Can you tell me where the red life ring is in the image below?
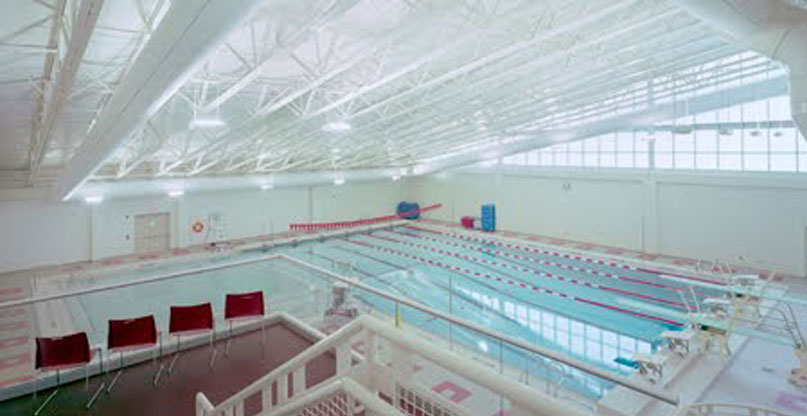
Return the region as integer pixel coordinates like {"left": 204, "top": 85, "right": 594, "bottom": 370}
{"left": 191, "top": 221, "right": 204, "bottom": 233}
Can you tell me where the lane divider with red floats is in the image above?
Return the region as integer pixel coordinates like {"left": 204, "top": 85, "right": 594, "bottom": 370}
{"left": 288, "top": 204, "right": 442, "bottom": 231}
{"left": 364, "top": 232, "right": 689, "bottom": 310}
{"left": 404, "top": 225, "right": 725, "bottom": 286}
{"left": 386, "top": 229, "right": 709, "bottom": 298}
{"left": 341, "top": 237, "right": 683, "bottom": 327}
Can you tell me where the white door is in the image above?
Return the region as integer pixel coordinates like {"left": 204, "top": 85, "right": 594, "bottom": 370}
{"left": 134, "top": 213, "right": 170, "bottom": 254}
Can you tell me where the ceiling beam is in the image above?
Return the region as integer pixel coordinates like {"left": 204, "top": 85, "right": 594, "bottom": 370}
{"left": 54, "top": 0, "right": 265, "bottom": 200}
{"left": 29, "top": 0, "right": 105, "bottom": 182}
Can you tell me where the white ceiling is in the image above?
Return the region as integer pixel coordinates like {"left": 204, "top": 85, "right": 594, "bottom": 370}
{"left": 0, "top": 0, "right": 760, "bottom": 197}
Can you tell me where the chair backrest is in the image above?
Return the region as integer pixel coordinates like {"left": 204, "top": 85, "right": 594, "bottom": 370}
{"left": 108, "top": 315, "right": 158, "bottom": 350}
{"left": 169, "top": 302, "right": 214, "bottom": 334}
{"left": 35, "top": 332, "right": 91, "bottom": 370}
{"left": 224, "top": 291, "right": 265, "bottom": 320}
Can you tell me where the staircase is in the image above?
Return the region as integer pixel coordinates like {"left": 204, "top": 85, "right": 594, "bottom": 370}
{"left": 196, "top": 315, "right": 586, "bottom": 416}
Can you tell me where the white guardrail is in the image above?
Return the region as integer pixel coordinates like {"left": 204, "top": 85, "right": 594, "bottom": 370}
{"left": 675, "top": 403, "right": 798, "bottom": 416}
{"left": 196, "top": 315, "right": 586, "bottom": 416}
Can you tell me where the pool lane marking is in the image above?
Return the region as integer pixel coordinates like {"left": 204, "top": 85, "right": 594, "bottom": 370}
{"left": 330, "top": 242, "right": 588, "bottom": 326}
{"left": 387, "top": 229, "right": 711, "bottom": 299}
{"left": 367, "top": 232, "right": 689, "bottom": 310}
{"left": 404, "top": 225, "right": 725, "bottom": 286}
{"left": 344, "top": 237, "right": 683, "bottom": 327}
{"left": 389, "top": 229, "right": 686, "bottom": 292}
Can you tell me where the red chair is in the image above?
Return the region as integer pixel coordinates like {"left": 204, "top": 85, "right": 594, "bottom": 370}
{"left": 224, "top": 291, "right": 266, "bottom": 355}
{"left": 33, "top": 332, "right": 104, "bottom": 415}
{"left": 106, "top": 315, "right": 162, "bottom": 390}
{"left": 167, "top": 302, "right": 216, "bottom": 374}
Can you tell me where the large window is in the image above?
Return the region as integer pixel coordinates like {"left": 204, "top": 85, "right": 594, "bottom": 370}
{"left": 498, "top": 51, "right": 804, "bottom": 174}
{"left": 501, "top": 95, "right": 805, "bottom": 173}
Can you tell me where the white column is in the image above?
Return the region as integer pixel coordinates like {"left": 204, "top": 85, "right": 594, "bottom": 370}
{"left": 642, "top": 176, "right": 660, "bottom": 253}
{"left": 89, "top": 203, "right": 101, "bottom": 261}
{"left": 173, "top": 196, "right": 188, "bottom": 249}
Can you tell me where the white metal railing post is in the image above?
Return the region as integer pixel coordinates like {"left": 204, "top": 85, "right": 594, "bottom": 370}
{"left": 390, "top": 343, "right": 413, "bottom": 385}
{"left": 335, "top": 342, "right": 352, "bottom": 376}
{"left": 277, "top": 372, "right": 289, "bottom": 406}
{"left": 365, "top": 330, "right": 376, "bottom": 374}
{"left": 195, "top": 392, "right": 214, "bottom": 416}
{"left": 261, "top": 384, "right": 272, "bottom": 413}
{"left": 292, "top": 366, "right": 306, "bottom": 398}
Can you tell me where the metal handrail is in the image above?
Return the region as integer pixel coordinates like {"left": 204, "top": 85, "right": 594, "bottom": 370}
{"left": 0, "top": 252, "right": 679, "bottom": 406}
{"left": 203, "top": 315, "right": 585, "bottom": 416}
{"left": 676, "top": 402, "right": 797, "bottom": 416}
{"left": 265, "top": 378, "right": 407, "bottom": 416}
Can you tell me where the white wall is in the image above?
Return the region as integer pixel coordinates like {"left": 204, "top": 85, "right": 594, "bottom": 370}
{"left": 0, "top": 180, "right": 408, "bottom": 274}
{"left": 0, "top": 199, "right": 90, "bottom": 273}
{"left": 410, "top": 168, "right": 807, "bottom": 277}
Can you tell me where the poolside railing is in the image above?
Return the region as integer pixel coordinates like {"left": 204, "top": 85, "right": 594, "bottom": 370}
{"left": 0, "top": 250, "right": 679, "bottom": 413}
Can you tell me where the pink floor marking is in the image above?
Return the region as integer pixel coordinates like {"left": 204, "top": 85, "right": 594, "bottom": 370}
{"left": 0, "top": 336, "right": 28, "bottom": 350}
{"left": 0, "top": 353, "right": 30, "bottom": 370}
{"left": 0, "top": 321, "right": 27, "bottom": 332}
{"left": 431, "top": 380, "right": 472, "bottom": 403}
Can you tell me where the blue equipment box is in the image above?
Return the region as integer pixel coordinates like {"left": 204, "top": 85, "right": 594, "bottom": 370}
{"left": 481, "top": 203, "right": 496, "bottom": 231}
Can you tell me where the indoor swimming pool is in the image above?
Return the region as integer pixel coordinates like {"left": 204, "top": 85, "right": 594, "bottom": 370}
{"left": 45, "top": 223, "right": 722, "bottom": 400}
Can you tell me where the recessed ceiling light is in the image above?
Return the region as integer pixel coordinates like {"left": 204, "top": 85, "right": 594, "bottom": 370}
{"left": 261, "top": 184, "right": 273, "bottom": 190}
{"left": 333, "top": 177, "right": 346, "bottom": 186}
{"left": 323, "top": 121, "right": 351, "bottom": 132}
{"left": 391, "top": 174, "right": 401, "bottom": 181}
{"left": 167, "top": 190, "right": 184, "bottom": 198}
{"left": 84, "top": 195, "right": 104, "bottom": 204}
{"left": 189, "top": 118, "right": 226, "bottom": 129}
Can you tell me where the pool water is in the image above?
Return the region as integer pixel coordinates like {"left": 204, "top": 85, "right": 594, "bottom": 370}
{"left": 53, "top": 224, "right": 718, "bottom": 400}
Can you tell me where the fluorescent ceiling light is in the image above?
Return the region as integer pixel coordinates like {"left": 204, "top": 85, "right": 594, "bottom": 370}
{"left": 167, "top": 190, "right": 185, "bottom": 198}
{"left": 333, "top": 177, "right": 346, "bottom": 186}
{"left": 84, "top": 195, "right": 104, "bottom": 204}
{"left": 391, "top": 174, "right": 401, "bottom": 181}
{"left": 189, "top": 118, "right": 226, "bottom": 128}
{"left": 261, "top": 183, "right": 274, "bottom": 190}
{"left": 323, "top": 121, "right": 351, "bottom": 132}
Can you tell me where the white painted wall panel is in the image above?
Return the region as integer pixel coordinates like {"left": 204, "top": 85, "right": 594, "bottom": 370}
{"left": 0, "top": 180, "right": 405, "bottom": 274}
{"left": 410, "top": 169, "right": 807, "bottom": 276}
{"left": 0, "top": 200, "right": 89, "bottom": 273}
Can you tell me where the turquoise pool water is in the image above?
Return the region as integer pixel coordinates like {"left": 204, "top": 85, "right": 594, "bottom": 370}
{"left": 54, "top": 224, "right": 717, "bottom": 400}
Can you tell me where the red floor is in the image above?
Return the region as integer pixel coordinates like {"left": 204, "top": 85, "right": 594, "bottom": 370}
{"left": 0, "top": 322, "right": 334, "bottom": 415}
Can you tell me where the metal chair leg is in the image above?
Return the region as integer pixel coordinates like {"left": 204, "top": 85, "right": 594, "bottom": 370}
{"left": 209, "top": 331, "right": 217, "bottom": 368}
{"left": 86, "top": 349, "right": 105, "bottom": 409}
{"left": 86, "top": 381, "right": 105, "bottom": 409}
{"left": 34, "top": 388, "right": 59, "bottom": 416}
{"left": 225, "top": 321, "right": 232, "bottom": 357}
{"left": 167, "top": 335, "right": 181, "bottom": 375}
{"left": 34, "top": 370, "right": 59, "bottom": 416}
{"left": 106, "top": 352, "right": 124, "bottom": 393}
{"left": 153, "top": 335, "right": 165, "bottom": 386}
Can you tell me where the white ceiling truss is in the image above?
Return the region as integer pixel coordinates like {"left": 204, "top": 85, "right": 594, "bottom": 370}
{"left": 0, "top": 0, "right": 798, "bottom": 198}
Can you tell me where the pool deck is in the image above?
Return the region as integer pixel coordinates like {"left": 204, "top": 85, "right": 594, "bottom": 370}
{"left": 0, "top": 219, "right": 804, "bottom": 414}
